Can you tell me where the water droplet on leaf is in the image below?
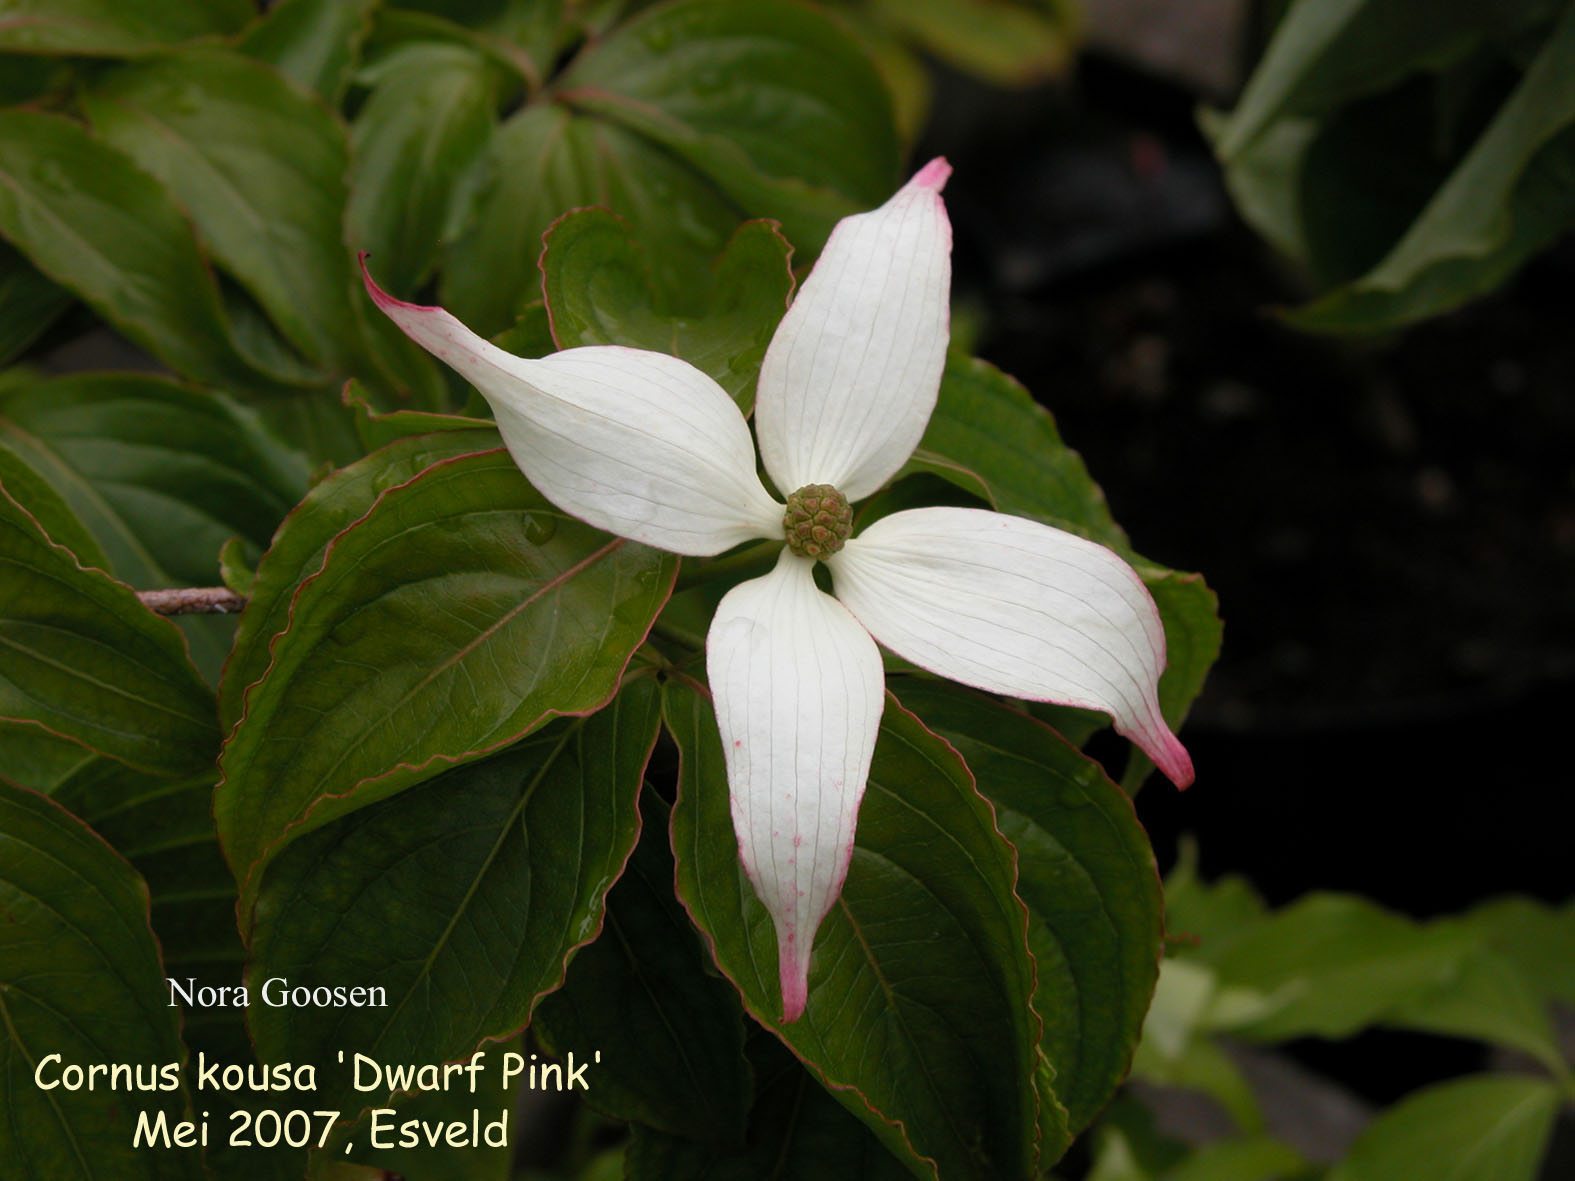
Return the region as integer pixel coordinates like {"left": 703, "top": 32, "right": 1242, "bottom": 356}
{"left": 523, "top": 513, "right": 557, "bottom": 544}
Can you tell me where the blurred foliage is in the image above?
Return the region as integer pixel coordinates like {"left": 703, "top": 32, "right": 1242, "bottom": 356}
{"left": 1208, "top": 0, "right": 1575, "bottom": 334}
{"left": 1072, "top": 848, "right": 1575, "bottom": 1180}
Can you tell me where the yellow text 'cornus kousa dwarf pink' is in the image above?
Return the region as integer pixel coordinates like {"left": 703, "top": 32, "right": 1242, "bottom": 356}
{"left": 362, "top": 158, "right": 1192, "bottom": 1022}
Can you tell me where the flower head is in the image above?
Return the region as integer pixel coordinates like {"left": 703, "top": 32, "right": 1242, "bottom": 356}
{"left": 362, "top": 159, "right": 1192, "bottom": 1022}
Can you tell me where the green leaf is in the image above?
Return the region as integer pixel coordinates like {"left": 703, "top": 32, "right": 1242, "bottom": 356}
{"left": 894, "top": 681, "right": 1161, "bottom": 1138}
{"left": 535, "top": 793, "right": 752, "bottom": 1145}
{"left": 1466, "top": 896, "right": 1575, "bottom": 1007}
{"left": 215, "top": 449, "right": 676, "bottom": 924}
{"left": 1157, "top": 1136, "right": 1309, "bottom": 1181}
{"left": 1199, "top": 109, "right": 1320, "bottom": 267}
{"left": 217, "top": 428, "right": 503, "bottom": 737}
{"left": 1388, "top": 943, "right": 1565, "bottom": 1073}
{"left": 1286, "top": 5, "right": 1575, "bottom": 333}
{"left": 442, "top": 102, "right": 745, "bottom": 337}
{"left": 0, "top": 240, "right": 71, "bottom": 367}
{"left": 246, "top": 387, "right": 367, "bottom": 471}
{"left": 0, "top": 372, "right": 309, "bottom": 589}
{"left": 0, "top": 479, "right": 218, "bottom": 777}
{"left": 490, "top": 297, "right": 557, "bottom": 362}
{"left": 0, "top": 438, "right": 110, "bottom": 571}
{"left": 1163, "top": 849, "right": 1270, "bottom": 962}
{"left": 240, "top": 0, "right": 379, "bottom": 102}
{"left": 0, "top": 110, "right": 307, "bottom": 394}
{"left": 837, "top": 10, "right": 931, "bottom": 149}
{"left": 626, "top": 1035, "right": 913, "bottom": 1180}
{"left": 247, "top": 680, "right": 660, "bottom": 1110}
{"left": 52, "top": 765, "right": 313, "bottom": 1180}
{"left": 347, "top": 41, "right": 501, "bottom": 296}
{"left": 1199, "top": 894, "right": 1479, "bottom": 1041}
{"left": 1288, "top": 79, "right": 1464, "bottom": 289}
{"left": 43, "top": 757, "right": 306, "bottom": 1180}
{"left": 217, "top": 537, "right": 255, "bottom": 597}
{"left": 0, "top": 461, "right": 119, "bottom": 786}
{"left": 0, "top": 0, "right": 251, "bottom": 56}
{"left": 1326, "top": 1074, "right": 1560, "bottom": 1181}
{"left": 0, "top": 780, "right": 200, "bottom": 1181}
{"left": 908, "top": 354, "right": 1127, "bottom": 547}
{"left": 1164, "top": 865, "right": 1564, "bottom": 1065}
{"left": 1213, "top": 0, "right": 1546, "bottom": 161}
{"left": 51, "top": 762, "right": 237, "bottom": 1032}
{"left": 561, "top": 0, "right": 900, "bottom": 256}
{"left": 0, "top": 719, "right": 101, "bottom": 793}
{"left": 0, "top": 372, "right": 308, "bottom": 684}
{"left": 664, "top": 680, "right": 1044, "bottom": 1180}
{"left": 373, "top": 0, "right": 566, "bottom": 89}
{"left": 868, "top": 0, "right": 1077, "bottom": 87}
{"left": 541, "top": 207, "right": 792, "bottom": 410}
{"left": 82, "top": 48, "right": 365, "bottom": 377}
{"left": 343, "top": 378, "right": 494, "bottom": 451}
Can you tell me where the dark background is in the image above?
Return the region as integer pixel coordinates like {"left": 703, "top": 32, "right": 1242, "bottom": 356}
{"left": 917, "top": 48, "right": 1575, "bottom": 1154}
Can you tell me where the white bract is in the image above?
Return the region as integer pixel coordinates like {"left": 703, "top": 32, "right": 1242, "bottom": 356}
{"left": 363, "top": 159, "right": 1193, "bottom": 1022}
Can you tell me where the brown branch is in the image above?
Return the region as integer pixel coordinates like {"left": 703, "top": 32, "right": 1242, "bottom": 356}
{"left": 137, "top": 587, "right": 247, "bottom": 616}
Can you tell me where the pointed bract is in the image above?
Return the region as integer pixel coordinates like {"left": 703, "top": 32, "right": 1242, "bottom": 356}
{"left": 361, "top": 257, "right": 782, "bottom": 554}
{"left": 361, "top": 164, "right": 1195, "bottom": 1025}
{"left": 706, "top": 550, "right": 886, "bottom": 1020}
{"left": 829, "top": 506, "right": 1193, "bottom": 788}
{"left": 755, "top": 159, "right": 952, "bottom": 501}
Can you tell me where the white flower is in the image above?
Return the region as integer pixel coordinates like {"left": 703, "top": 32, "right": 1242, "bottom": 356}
{"left": 362, "top": 159, "right": 1192, "bottom": 1022}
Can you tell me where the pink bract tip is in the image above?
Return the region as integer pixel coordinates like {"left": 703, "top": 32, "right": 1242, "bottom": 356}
{"left": 911, "top": 156, "right": 952, "bottom": 192}
{"left": 358, "top": 253, "right": 425, "bottom": 314}
{"left": 1146, "top": 725, "right": 1196, "bottom": 790}
{"left": 780, "top": 970, "right": 808, "bottom": 1024}
{"left": 778, "top": 929, "right": 809, "bottom": 1023}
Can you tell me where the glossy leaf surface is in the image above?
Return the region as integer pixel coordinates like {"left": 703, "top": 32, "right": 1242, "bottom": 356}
{"left": 0, "top": 110, "right": 301, "bottom": 393}
{"left": 0, "top": 780, "right": 199, "bottom": 1181}
{"left": 0, "top": 373, "right": 308, "bottom": 589}
{"left": 535, "top": 794, "right": 752, "bottom": 1145}
{"left": 240, "top": 0, "right": 378, "bottom": 102}
{"left": 247, "top": 680, "right": 660, "bottom": 1110}
{"left": 347, "top": 41, "right": 499, "bottom": 295}
{"left": 217, "top": 427, "right": 501, "bottom": 736}
{"left": 83, "top": 48, "right": 364, "bottom": 375}
{"left": 895, "top": 680, "right": 1163, "bottom": 1137}
{"left": 665, "top": 680, "right": 1044, "bottom": 1180}
{"left": 0, "top": 0, "right": 251, "bottom": 56}
{"left": 0, "top": 479, "right": 217, "bottom": 776}
{"left": 442, "top": 103, "right": 743, "bottom": 337}
{"left": 216, "top": 449, "right": 675, "bottom": 919}
{"left": 561, "top": 0, "right": 900, "bottom": 255}
{"left": 908, "top": 353, "right": 1124, "bottom": 546}
{"left": 541, "top": 207, "right": 792, "bottom": 410}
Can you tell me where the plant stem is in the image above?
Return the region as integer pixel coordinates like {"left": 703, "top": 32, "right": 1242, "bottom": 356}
{"left": 137, "top": 587, "right": 247, "bottom": 616}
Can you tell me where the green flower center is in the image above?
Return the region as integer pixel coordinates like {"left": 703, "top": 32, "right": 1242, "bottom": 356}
{"left": 782, "top": 483, "right": 852, "bottom": 560}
